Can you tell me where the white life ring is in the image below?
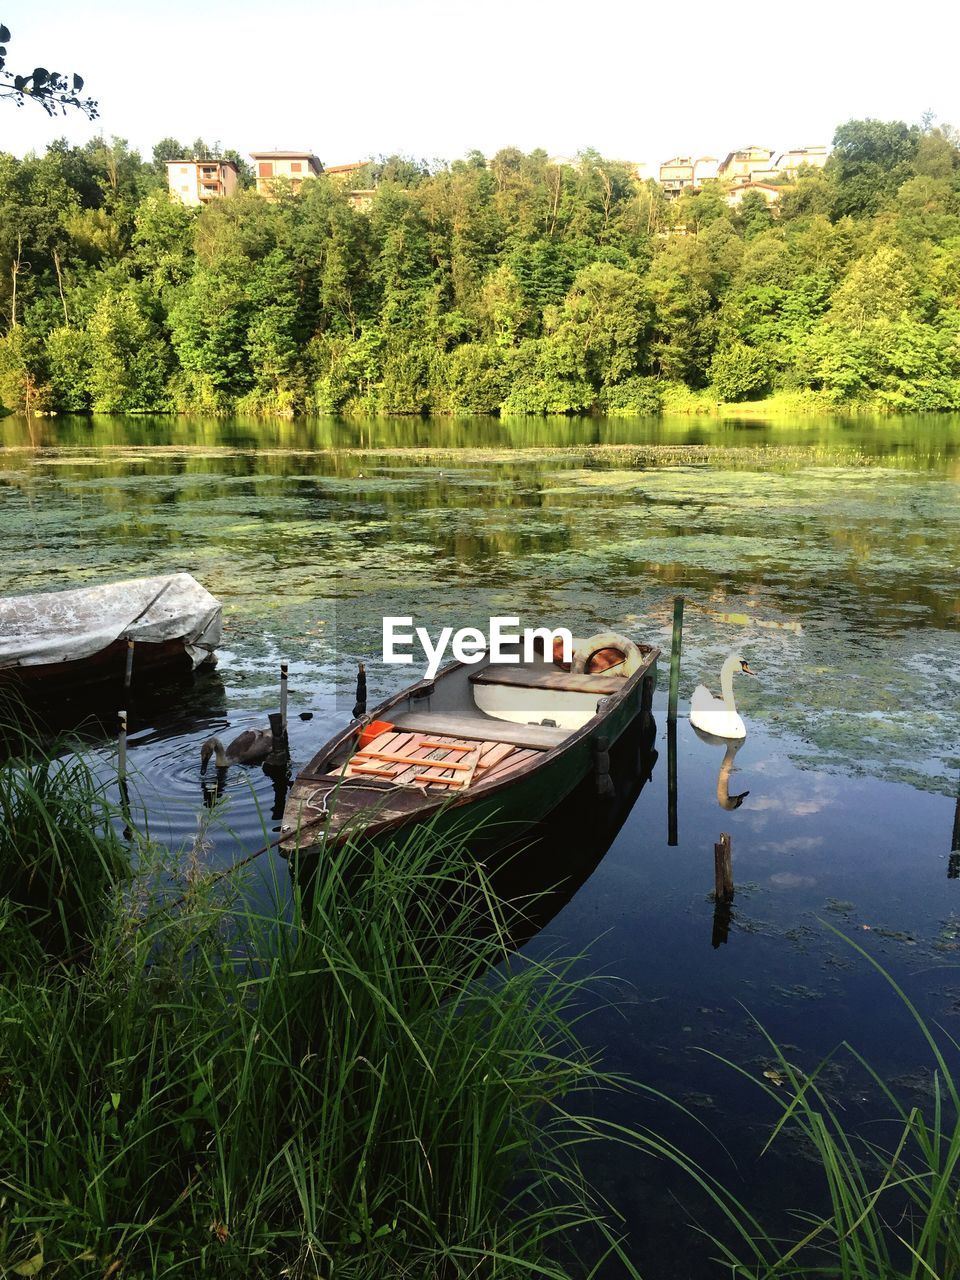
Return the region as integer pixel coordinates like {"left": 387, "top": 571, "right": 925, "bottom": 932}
{"left": 571, "top": 631, "right": 644, "bottom": 678}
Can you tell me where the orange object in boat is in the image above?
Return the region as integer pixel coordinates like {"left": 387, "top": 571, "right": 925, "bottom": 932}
{"left": 358, "top": 719, "right": 395, "bottom": 748}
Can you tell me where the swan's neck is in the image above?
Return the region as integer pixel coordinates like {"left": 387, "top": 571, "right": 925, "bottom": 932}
{"left": 719, "top": 657, "right": 739, "bottom": 714}
{"left": 210, "top": 737, "right": 229, "bottom": 766}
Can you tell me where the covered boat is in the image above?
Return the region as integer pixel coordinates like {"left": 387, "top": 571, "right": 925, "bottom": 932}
{"left": 281, "top": 633, "right": 659, "bottom": 855}
{"left": 0, "top": 573, "right": 222, "bottom": 690}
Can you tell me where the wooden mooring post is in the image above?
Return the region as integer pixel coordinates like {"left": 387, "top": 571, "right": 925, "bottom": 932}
{"left": 279, "top": 662, "right": 289, "bottom": 736}
{"left": 353, "top": 661, "right": 368, "bottom": 719}
{"left": 117, "top": 708, "right": 133, "bottom": 836}
{"left": 714, "top": 831, "right": 734, "bottom": 903}
{"left": 667, "top": 596, "right": 684, "bottom": 724}
{"left": 266, "top": 661, "right": 292, "bottom": 770}
{"left": 117, "top": 709, "right": 128, "bottom": 782}
{"left": 123, "top": 638, "right": 135, "bottom": 694}
{"left": 711, "top": 832, "right": 734, "bottom": 948}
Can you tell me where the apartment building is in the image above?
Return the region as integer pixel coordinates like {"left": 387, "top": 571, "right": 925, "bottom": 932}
{"left": 250, "top": 150, "right": 322, "bottom": 197}
{"left": 166, "top": 158, "right": 239, "bottom": 206}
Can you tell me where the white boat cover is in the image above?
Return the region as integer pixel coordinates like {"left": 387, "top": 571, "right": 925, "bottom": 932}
{"left": 0, "top": 573, "right": 223, "bottom": 670}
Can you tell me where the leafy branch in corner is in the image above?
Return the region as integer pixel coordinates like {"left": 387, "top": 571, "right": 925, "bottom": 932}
{"left": 0, "top": 21, "right": 98, "bottom": 118}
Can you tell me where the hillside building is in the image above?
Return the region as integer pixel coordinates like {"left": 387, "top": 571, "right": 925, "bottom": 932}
{"left": 725, "top": 181, "right": 783, "bottom": 208}
{"left": 250, "top": 150, "right": 322, "bottom": 197}
{"left": 775, "top": 145, "right": 829, "bottom": 175}
{"left": 166, "top": 158, "right": 239, "bottom": 206}
{"left": 718, "top": 146, "right": 775, "bottom": 181}
{"left": 659, "top": 156, "right": 695, "bottom": 196}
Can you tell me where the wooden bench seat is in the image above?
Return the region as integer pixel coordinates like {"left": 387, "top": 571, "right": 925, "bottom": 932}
{"left": 391, "top": 711, "right": 570, "bottom": 750}
{"left": 468, "top": 665, "right": 627, "bottom": 695}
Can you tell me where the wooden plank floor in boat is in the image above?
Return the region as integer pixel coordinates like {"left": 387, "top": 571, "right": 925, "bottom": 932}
{"left": 281, "top": 729, "right": 541, "bottom": 849}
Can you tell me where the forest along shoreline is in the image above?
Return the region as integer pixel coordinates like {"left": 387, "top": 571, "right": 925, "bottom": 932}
{"left": 3, "top": 120, "right": 960, "bottom": 420}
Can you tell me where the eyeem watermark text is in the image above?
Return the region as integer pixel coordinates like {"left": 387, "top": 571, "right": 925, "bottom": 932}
{"left": 383, "top": 616, "right": 572, "bottom": 680}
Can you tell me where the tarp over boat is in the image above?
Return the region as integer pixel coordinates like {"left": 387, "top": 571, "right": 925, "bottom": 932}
{"left": 0, "top": 573, "right": 222, "bottom": 670}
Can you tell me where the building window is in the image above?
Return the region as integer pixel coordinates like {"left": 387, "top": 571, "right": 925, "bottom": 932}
{"left": 259, "top": 162, "right": 274, "bottom": 178}
{"left": 290, "top": 161, "right": 302, "bottom": 173}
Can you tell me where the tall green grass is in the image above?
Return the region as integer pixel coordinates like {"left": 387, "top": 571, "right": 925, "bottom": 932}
{"left": 0, "top": 743, "right": 638, "bottom": 1279}
{"left": 595, "top": 925, "right": 960, "bottom": 1280}
{"left": 724, "top": 929, "right": 960, "bottom": 1279}
{"left": 5, "top": 735, "right": 958, "bottom": 1279}
{"left": 0, "top": 730, "right": 130, "bottom": 956}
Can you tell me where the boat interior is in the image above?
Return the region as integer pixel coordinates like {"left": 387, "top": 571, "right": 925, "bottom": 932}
{"left": 279, "top": 641, "right": 657, "bottom": 851}
{"left": 314, "top": 646, "right": 654, "bottom": 797}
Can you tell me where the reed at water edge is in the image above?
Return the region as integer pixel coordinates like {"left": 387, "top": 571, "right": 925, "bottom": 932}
{"left": 0, "top": 731, "right": 642, "bottom": 1279}
{"left": 2, "top": 730, "right": 959, "bottom": 1279}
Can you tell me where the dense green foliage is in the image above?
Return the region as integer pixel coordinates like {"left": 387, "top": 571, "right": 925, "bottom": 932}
{"left": 0, "top": 745, "right": 640, "bottom": 1278}
{"left": 2, "top": 119, "right": 960, "bottom": 416}
{"left": 3, "top": 740, "right": 959, "bottom": 1277}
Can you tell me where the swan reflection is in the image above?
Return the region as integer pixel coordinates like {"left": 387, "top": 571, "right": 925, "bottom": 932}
{"left": 692, "top": 725, "right": 750, "bottom": 810}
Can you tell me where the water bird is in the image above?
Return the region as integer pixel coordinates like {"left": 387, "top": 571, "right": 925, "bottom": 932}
{"left": 689, "top": 653, "right": 756, "bottom": 740}
{"left": 200, "top": 728, "right": 273, "bottom": 773}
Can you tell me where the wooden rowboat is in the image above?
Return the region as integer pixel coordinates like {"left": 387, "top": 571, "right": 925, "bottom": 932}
{"left": 280, "top": 636, "right": 659, "bottom": 855}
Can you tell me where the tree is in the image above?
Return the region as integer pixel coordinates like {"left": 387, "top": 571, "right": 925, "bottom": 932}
{"left": 829, "top": 118, "right": 921, "bottom": 218}
{"left": 709, "top": 342, "right": 768, "bottom": 401}
{"left": 0, "top": 22, "right": 97, "bottom": 117}
{"left": 86, "top": 286, "right": 170, "bottom": 410}
{"left": 548, "top": 261, "right": 652, "bottom": 388}
{"left": 152, "top": 137, "right": 185, "bottom": 169}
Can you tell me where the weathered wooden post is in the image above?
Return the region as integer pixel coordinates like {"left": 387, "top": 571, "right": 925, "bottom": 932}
{"left": 123, "top": 638, "right": 135, "bottom": 694}
{"left": 265, "top": 712, "right": 288, "bottom": 770}
{"left": 667, "top": 596, "right": 684, "bottom": 724}
{"left": 279, "top": 662, "right": 289, "bottom": 736}
{"left": 710, "top": 831, "right": 734, "bottom": 947}
{"left": 117, "top": 708, "right": 132, "bottom": 835}
{"left": 266, "top": 661, "right": 292, "bottom": 770}
{"left": 714, "top": 831, "right": 734, "bottom": 902}
{"left": 352, "top": 661, "right": 367, "bottom": 719}
{"left": 117, "top": 709, "right": 128, "bottom": 782}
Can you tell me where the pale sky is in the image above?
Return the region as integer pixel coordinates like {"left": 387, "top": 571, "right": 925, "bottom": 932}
{"left": 2, "top": 0, "right": 958, "bottom": 168}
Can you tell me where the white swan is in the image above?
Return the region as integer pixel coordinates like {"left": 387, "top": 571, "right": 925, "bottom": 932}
{"left": 689, "top": 653, "right": 756, "bottom": 740}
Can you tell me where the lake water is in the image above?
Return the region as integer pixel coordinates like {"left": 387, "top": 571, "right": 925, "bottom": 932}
{"left": 2, "top": 412, "right": 959, "bottom": 1274}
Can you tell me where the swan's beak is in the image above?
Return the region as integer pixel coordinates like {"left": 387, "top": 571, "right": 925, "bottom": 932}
{"left": 740, "top": 661, "right": 757, "bottom": 677}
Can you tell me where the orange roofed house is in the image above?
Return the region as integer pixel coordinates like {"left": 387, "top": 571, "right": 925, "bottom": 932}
{"left": 250, "top": 150, "right": 322, "bottom": 197}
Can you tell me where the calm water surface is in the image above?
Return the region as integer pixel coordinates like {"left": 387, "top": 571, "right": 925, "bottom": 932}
{"left": 2, "top": 412, "right": 959, "bottom": 1275}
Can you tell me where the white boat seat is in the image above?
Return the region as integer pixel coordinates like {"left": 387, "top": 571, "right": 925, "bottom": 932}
{"left": 390, "top": 711, "right": 570, "bottom": 750}
{"left": 469, "top": 665, "right": 626, "bottom": 695}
